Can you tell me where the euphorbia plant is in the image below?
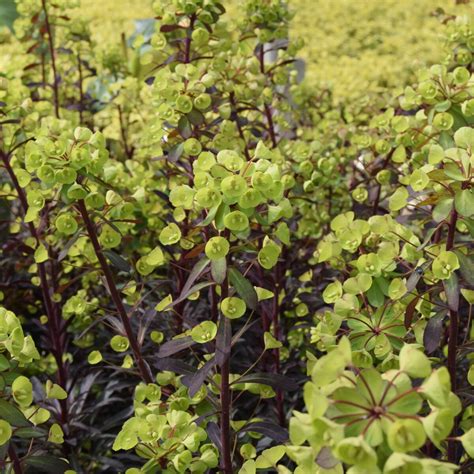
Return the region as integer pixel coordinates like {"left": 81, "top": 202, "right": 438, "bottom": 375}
{"left": 0, "top": 1, "right": 473, "bottom": 473}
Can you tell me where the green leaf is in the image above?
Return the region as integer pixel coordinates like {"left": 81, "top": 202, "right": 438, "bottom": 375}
{"left": 211, "top": 258, "right": 227, "bottom": 284}
{"left": 228, "top": 267, "right": 258, "bottom": 310}
{"left": 366, "top": 279, "right": 384, "bottom": 307}
{"left": 399, "top": 344, "right": 431, "bottom": 378}
{"left": 422, "top": 409, "right": 453, "bottom": 448}
{"left": 0, "top": 0, "right": 17, "bottom": 29}
{"left": 387, "top": 419, "right": 426, "bottom": 453}
{"left": 383, "top": 453, "right": 422, "bottom": 474}
{"left": 0, "top": 400, "right": 30, "bottom": 427}
{"left": 334, "top": 437, "right": 377, "bottom": 468}
{"left": 389, "top": 187, "right": 408, "bottom": 211}
{"left": 343, "top": 273, "right": 372, "bottom": 295}
{"left": 0, "top": 420, "right": 11, "bottom": 446}
{"left": 34, "top": 244, "right": 48, "bottom": 264}
{"left": 15, "top": 426, "right": 45, "bottom": 439}
{"left": 191, "top": 321, "right": 218, "bottom": 344}
{"left": 455, "top": 189, "right": 474, "bottom": 217}
{"left": 255, "top": 446, "right": 285, "bottom": 468}
{"left": 460, "top": 428, "right": 474, "bottom": 458}
{"left": 264, "top": 332, "right": 282, "bottom": 349}
{"left": 454, "top": 126, "right": 474, "bottom": 148}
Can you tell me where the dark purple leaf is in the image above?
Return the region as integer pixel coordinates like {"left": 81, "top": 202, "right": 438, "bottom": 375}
{"left": 165, "top": 281, "right": 214, "bottom": 310}
{"left": 25, "top": 456, "right": 70, "bottom": 473}
{"left": 215, "top": 317, "right": 231, "bottom": 367}
{"left": 167, "top": 143, "right": 184, "bottom": 162}
{"left": 180, "top": 257, "right": 210, "bottom": 297}
{"left": 443, "top": 273, "right": 459, "bottom": 312}
{"left": 103, "top": 250, "right": 131, "bottom": 273}
{"left": 424, "top": 311, "right": 447, "bottom": 354}
{"left": 157, "top": 336, "right": 195, "bottom": 358}
{"left": 239, "top": 421, "right": 288, "bottom": 443}
{"left": 405, "top": 262, "right": 430, "bottom": 294}
{"left": 155, "top": 358, "right": 195, "bottom": 376}
{"left": 206, "top": 422, "right": 222, "bottom": 450}
{"left": 232, "top": 373, "right": 299, "bottom": 391}
{"left": 160, "top": 24, "right": 181, "bottom": 32}
{"left": 182, "top": 357, "right": 216, "bottom": 397}
{"left": 404, "top": 295, "right": 420, "bottom": 329}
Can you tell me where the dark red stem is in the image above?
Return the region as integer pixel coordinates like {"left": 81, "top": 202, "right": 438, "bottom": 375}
{"left": 76, "top": 200, "right": 153, "bottom": 383}
{"left": 219, "top": 275, "right": 232, "bottom": 474}
{"left": 8, "top": 445, "right": 23, "bottom": 474}
{"left": 41, "top": 0, "right": 60, "bottom": 118}
{"left": 446, "top": 209, "right": 458, "bottom": 463}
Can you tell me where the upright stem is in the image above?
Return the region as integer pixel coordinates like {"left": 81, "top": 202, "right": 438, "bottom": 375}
{"left": 229, "top": 92, "right": 251, "bottom": 161}
{"left": 77, "top": 54, "right": 84, "bottom": 125}
{"left": 446, "top": 209, "right": 458, "bottom": 463}
{"left": 272, "top": 266, "right": 285, "bottom": 426}
{"left": 371, "top": 149, "right": 393, "bottom": 215}
{"left": 257, "top": 46, "right": 282, "bottom": 422}
{"left": 8, "top": 445, "right": 23, "bottom": 474}
{"left": 219, "top": 275, "right": 232, "bottom": 474}
{"left": 117, "top": 105, "right": 133, "bottom": 160}
{"left": 41, "top": 0, "right": 60, "bottom": 119}
{"left": 183, "top": 14, "right": 196, "bottom": 64}
{"left": 258, "top": 44, "right": 278, "bottom": 148}
{"left": 76, "top": 200, "right": 153, "bottom": 383}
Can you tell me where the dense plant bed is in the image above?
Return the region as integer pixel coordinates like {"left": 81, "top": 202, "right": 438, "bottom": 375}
{"left": 0, "top": 1, "right": 472, "bottom": 473}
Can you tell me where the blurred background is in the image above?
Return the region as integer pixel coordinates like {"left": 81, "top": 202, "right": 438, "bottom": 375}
{"left": 1, "top": 0, "right": 472, "bottom": 106}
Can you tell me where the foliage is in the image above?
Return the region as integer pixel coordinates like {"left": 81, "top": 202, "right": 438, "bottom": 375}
{"left": 0, "top": 0, "right": 472, "bottom": 473}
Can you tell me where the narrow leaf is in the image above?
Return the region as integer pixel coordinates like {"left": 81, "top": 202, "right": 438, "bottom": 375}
{"left": 166, "top": 282, "right": 214, "bottom": 310}
{"left": 206, "top": 422, "right": 222, "bottom": 451}
{"left": 0, "top": 399, "right": 31, "bottom": 427}
{"left": 211, "top": 258, "right": 227, "bottom": 284}
{"left": 155, "top": 358, "right": 195, "bottom": 376}
{"left": 239, "top": 421, "right": 289, "bottom": 443}
{"left": 443, "top": 273, "right": 459, "bottom": 312}
{"left": 180, "top": 257, "right": 210, "bottom": 297}
{"left": 182, "top": 357, "right": 216, "bottom": 397}
{"left": 157, "top": 336, "right": 195, "bottom": 358}
{"left": 103, "top": 250, "right": 131, "bottom": 273}
{"left": 404, "top": 295, "right": 420, "bottom": 329}
{"left": 215, "top": 317, "right": 231, "bottom": 367}
{"left": 25, "top": 456, "right": 70, "bottom": 473}
{"left": 15, "top": 427, "right": 45, "bottom": 438}
{"left": 228, "top": 267, "right": 258, "bottom": 310}
{"left": 454, "top": 250, "right": 474, "bottom": 287}
{"left": 405, "top": 263, "right": 429, "bottom": 294}
{"left": 424, "top": 311, "right": 447, "bottom": 354}
{"left": 233, "top": 373, "right": 299, "bottom": 391}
